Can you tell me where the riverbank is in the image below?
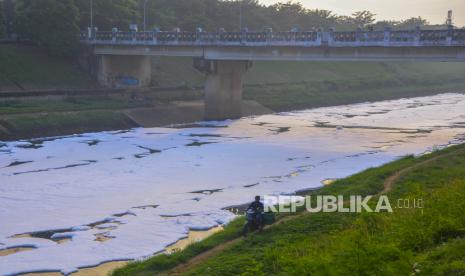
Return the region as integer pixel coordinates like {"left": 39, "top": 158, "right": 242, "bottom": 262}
{"left": 0, "top": 110, "right": 138, "bottom": 141}
{"left": 2, "top": 44, "right": 465, "bottom": 141}
{"left": 2, "top": 82, "right": 464, "bottom": 141}
{"left": 0, "top": 99, "right": 273, "bottom": 141}
{"left": 8, "top": 227, "right": 224, "bottom": 276}
{"left": 114, "top": 142, "right": 465, "bottom": 275}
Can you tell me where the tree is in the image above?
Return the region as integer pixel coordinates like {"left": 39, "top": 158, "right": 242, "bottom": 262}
{"left": 0, "top": 0, "right": 5, "bottom": 37}
{"left": 270, "top": 1, "right": 306, "bottom": 30}
{"left": 2, "top": 0, "right": 16, "bottom": 38}
{"left": 396, "top": 17, "right": 429, "bottom": 30}
{"left": 75, "top": 0, "right": 139, "bottom": 30}
{"left": 371, "top": 20, "right": 398, "bottom": 31}
{"left": 352, "top": 10, "right": 376, "bottom": 28}
{"left": 16, "top": 0, "right": 79, "bottom": 56}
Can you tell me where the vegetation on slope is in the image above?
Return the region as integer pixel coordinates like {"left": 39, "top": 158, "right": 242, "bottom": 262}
{"left": 0, "top": 110, "right": 137, "bottom": 140}
{"left": 246, "top": 82, "right": 465, "bottom": 112}
{"left": 0, "top": 96, "right": 149, "bottom": 115}
{"left": 152, "top": 58, "right": 465, "bottom": 88}
{"left": 15, "top": 0, "right": 80, "bottom": 55}
{"left": 0, "top": 44, "right": 95, "bottom": 90}
{"left": 152, "top": 57, "right": 465, "bottom": 111}
{"left": 245, "top": 61, "right": 465, "bottom": 110}
{"left": 113, "top": 143, "right": 465, "bottom": 275}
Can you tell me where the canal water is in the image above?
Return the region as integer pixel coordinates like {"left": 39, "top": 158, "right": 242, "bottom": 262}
{"left": 1, "top": 93, "right": 465, "bottom": 275}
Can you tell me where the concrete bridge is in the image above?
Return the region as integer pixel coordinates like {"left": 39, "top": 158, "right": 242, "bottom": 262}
{"left": 81, "top": 28, "right": 465, "bottom": 120}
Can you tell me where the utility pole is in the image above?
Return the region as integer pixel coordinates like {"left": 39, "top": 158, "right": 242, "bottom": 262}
{"left": 446, "top": 10, "right": 453, "bottom": 28}
{"left": 239, "top": 0, "right": 243, "bottom": 31}
{"left": 90, "top": 0, "right": 94, "bottom": 29}
{"left": 143, "top": 0, "right": 148, "bottom": 32}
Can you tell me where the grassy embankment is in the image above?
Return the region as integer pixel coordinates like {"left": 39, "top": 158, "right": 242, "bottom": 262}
{"left": 1, "top": 44, "right": 465, "bottom": 139}
{"left": 114, "top": 143, "right": 465, "bottom": 276}
{"left": 152, "top": 56, "right": 465, "bottom": 111}
{"left": 0, "top": 44, "right": 143, "bottom": 139}
{"left": 0, "top": 44, "right": 96, "bottom": 90}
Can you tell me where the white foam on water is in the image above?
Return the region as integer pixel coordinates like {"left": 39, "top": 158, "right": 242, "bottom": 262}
{"left": 1, "top": 93, "right": 465, "bottom": 274}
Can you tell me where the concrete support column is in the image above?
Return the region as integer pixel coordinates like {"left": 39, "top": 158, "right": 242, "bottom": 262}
{"left": 195, "top": 59, "right": 251, "bottom": 120}
{"left": 98, "top": 55, "right": 151, "bottom": 88}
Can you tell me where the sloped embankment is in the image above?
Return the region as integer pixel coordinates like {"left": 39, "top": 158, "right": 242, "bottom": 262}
{"left": 114, "top": 143, "right": 465, "bottom": 275}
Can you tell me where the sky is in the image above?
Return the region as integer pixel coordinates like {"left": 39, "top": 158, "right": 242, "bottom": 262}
{"left": 260, "top": 0, "right": 465, "bottom": 27}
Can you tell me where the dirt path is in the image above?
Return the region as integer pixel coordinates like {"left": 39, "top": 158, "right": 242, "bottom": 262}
{"left": 167, "top": 212, "right": 302, "bottom": 275}
{"left": 381, "top": 147, "right": 464, "bottom": 194}
{"left": 166, "top": 239, "right": 239, "bottom": 275}
{"left": 167, "top": 147, "right": 462, "bottom": 275}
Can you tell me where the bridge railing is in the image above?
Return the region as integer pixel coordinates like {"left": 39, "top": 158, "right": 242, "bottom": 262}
{"left": 452, "top": 30, "right": 465, "bottom": 39}
{"left": 82, "top": 29, "right": 465, "bottom": 47}
{"left": 363, "top": 31, "right": 385, "bottom": 41}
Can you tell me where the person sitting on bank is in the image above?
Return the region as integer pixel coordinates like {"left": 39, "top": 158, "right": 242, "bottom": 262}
{"left": 247, "top": 196, "right": 264, "bottom": 228}
{"left": 247, "top": 195, "right": 264, "bottom": 212}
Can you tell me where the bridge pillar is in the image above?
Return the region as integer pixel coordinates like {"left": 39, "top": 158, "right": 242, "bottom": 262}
{"left": 98, "top": 55, "right": 151, "bottom": 88}
{"left": 194, "top": 59, "right": 252, "bottom": 120}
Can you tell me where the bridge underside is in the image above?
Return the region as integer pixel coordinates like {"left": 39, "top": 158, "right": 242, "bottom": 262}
{"left": 94, "top": 45, "right": 465, "bottom": 62}
{"left": 194, "top": 59, "right": 252, "bottom": 120}
{"left": 97, "top": 55, "right": 151, "bottom": 88}
{"left": 95, "top": 54, "right": 252, "bottom": 120}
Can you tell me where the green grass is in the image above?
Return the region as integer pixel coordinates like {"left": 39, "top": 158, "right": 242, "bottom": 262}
{"left": 0, "top": 44, "right": 96, "bottom": 90}
{"left": 113, "top": 144, "right": 465, "bottom": 275}
{"left": 0, "top": 110, "right": 136, "bottom": 140}
{"left": 151, "top": 57, "right": 465, "bottom": 89}
{"left": 152, "top": 57, "right": 205, "bottom": 88}
{"left": 246, "top": 61, "right": 465, "bottom": 85}
{"left": 0, "top": 96, "right": 150, "bottom": 115}
{"left": 114, "top": 218, "right": 246, "bottom": 276}
{"left": 244, "top": 78, "right": 465, "bottom": 111}
{"left": 151, "top": 57, "right": 465, "bottom": 111}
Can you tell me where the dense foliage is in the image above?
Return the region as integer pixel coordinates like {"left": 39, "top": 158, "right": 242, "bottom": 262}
{"left": 141, "top": 0, "right": 352, "bottom": 32}
{"left": 0, "top": 1, "right": 5, "bottom": 37}
{"left": 73, "top": 0, "right": 438, "bottom": 32}
{"left": 1, "top": 0, "right": 16, "bottom": 38}
{"left": 15, "top": 0, "right": 79, "bottom": 56}
{"left": 75, "top": 0, "right": 139, "bottom": 30}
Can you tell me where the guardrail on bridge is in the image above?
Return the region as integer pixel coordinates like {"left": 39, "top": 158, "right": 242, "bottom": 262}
{"left": 80, "top": 28, "right": 465, "bottom": 47}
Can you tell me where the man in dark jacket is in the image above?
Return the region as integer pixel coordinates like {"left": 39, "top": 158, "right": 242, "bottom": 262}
{"left": 246, "top": 196, "right": 264, "bottom": 231}
{"left": 247, "top": 195, "right": 264, "bottom": 213}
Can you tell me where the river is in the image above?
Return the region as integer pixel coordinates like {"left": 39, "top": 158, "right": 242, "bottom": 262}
{"left": 1, "top": 93, "right": 465, "bottom": 275}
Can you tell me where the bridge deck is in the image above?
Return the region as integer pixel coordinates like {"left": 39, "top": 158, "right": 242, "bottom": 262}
{"left": 81, "top": 29, "right": 465, "bottom": 48}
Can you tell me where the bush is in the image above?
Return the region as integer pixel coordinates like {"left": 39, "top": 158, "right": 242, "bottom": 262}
{"left": 0, "top": 1, "right": 5, "bottom": 38}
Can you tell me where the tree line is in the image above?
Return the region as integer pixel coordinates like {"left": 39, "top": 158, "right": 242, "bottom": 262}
{"left": 0, "top": 0, "right": 448, "bottom": 55}
{"left": 0, "top": 0, "right": 6, "bottom": 37}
